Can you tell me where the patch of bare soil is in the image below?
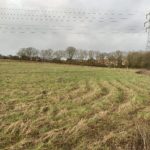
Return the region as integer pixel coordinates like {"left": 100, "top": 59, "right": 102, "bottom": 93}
{"left": 136, "top": 69, "right": 150, "bottom": 76}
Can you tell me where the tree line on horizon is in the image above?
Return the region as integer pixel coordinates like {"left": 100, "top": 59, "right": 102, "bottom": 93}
{"left": 0, "top": 46, "right": 150, "bottom": 68}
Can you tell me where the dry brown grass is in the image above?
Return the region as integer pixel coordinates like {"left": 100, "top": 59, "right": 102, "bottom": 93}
{"left": 0, "top": 60, "right": 150, "bottom": 150}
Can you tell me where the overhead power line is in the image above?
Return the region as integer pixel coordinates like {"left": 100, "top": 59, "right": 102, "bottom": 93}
{"left": 0, "top": 7, "right": 144, "bottom": 34}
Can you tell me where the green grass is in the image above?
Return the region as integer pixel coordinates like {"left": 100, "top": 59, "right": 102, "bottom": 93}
{"left": 0, "top": 60, "right": 150, "bottom": 150}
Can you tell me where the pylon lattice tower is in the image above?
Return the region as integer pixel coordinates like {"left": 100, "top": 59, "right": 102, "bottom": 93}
{"left": 144, "top": 12, "right": 150, "bottom": 50}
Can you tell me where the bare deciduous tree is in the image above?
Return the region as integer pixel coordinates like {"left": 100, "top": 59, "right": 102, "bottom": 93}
{"left": 88, "top": 50, "right": 95, "bottom": 60}
{"left": 40, "top": 49, "right": 53, "bottom": 61}
{"left": 114, "top": 50, "right": 123, "bottom": 67}
{"left": 75, "top": 50, "right": 88, "bottom": 61}
{"left": 17, "top": 47, "right": 39, "bottom": 60}
{"left": 65, "top": 47, "right": 76, "bottom": 60}
{"left": 54, "top": 50, "right": 64, "bottom": 60}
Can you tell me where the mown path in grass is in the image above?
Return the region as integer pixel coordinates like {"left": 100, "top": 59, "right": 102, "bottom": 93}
{"left": 0, "top": 60, "right": 150, "bottom": 150}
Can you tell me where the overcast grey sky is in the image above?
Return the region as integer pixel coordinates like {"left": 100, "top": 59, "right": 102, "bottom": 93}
{"left": 0, "top": 0, "right": 150, "bottom": 55}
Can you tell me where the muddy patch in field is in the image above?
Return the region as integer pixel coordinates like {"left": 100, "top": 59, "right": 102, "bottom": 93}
{"left": 136, "top": 70, "right": 150, "bottom": 76}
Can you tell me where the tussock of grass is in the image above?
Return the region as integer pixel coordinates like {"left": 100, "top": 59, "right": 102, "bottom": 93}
{"left": 0, "top": 60, "right": 150, "bottom": 150}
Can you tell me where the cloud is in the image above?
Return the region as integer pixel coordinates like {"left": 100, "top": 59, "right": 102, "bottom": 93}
{"left": 0, "top": 0, "right": 149, "bottom": 55}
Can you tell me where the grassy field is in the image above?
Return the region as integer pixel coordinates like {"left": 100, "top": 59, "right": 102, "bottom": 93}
{"left": 0, "top": 60, "right": 150, "bottom": 150}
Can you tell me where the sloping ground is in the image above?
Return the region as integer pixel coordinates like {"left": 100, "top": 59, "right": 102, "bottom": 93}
{"left": 0, "top": 60, "right": 150, "bottom": 150}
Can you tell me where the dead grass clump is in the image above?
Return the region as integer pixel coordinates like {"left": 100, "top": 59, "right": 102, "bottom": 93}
{"left": 41, "top": 129, "right": 60, "bottom": 143}
{"left": 5, "top": 120, "right": 27, "bottom": 135}
{"left": 115, "top": 120, "right": 150, "bottom": 150}
{"left": 9, "top": 138, "right": 34, "bottom": 150}
{"left": 137, "top": 107, "right": 150, "bottom": 121}
{"left": 96, "top": 111, "right": 108, "bottom": 119}
{"left": 68, "top": 119, "right": 88, "bottom": 136}
{"left": 56, "top": 109, "right": 68, "bottom": 118}
{"left": 52, "top": 119, "right": 88, "bottom": 147}
{"left": 102, "top": 132, "right": 116, "bottom": 144}
{"left": 34, "top": 94, "right": 44, "bottom": 100}
{"left": 14, "top": 103, "right": 27, "bottom": 112}
{"left": 134, "top": 120, "right": 150, "bottom": 150}
{"left": 87, "top": 111, "right": 108, "bottom": 126}
{"left": 118, "top": 101, "right": 132, "bottom": 114}
{"left": 25, "top": 127, "right": 39, "bottom": 138}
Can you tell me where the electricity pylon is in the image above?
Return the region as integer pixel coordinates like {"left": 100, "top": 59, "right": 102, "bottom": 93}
{"left": 144, "top": 12, "right": 150, "bottom": 50}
